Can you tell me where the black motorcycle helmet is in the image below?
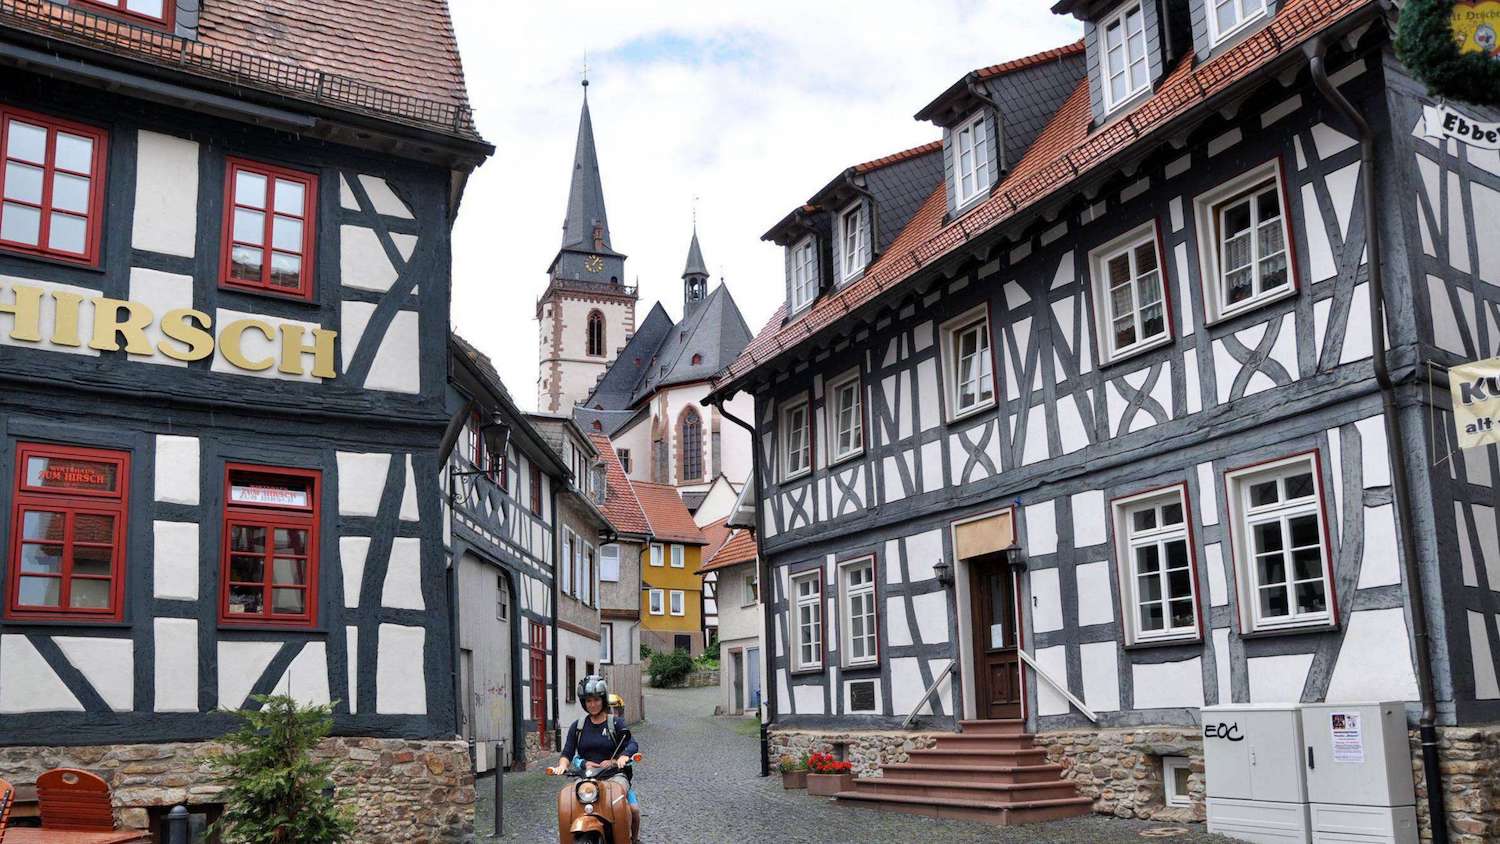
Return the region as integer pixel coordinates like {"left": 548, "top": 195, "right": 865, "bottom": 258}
{"left": 577, "top": 674, "right": 608, "bottom": 710}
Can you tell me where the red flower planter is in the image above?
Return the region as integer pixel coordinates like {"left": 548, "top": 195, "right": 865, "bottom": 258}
{"left": 806, "top": 772, "right": 855, "bottom": 796}
{"left": 781, "top": 770, "right": 807, "bottom": 789}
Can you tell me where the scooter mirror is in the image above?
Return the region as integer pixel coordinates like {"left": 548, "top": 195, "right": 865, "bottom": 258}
{"left": 631, "top": 754, "right": 643, "bottom": 763}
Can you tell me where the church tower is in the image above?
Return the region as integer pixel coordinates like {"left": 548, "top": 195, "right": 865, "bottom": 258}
{"left": 682, "top": 226, "right": 709, "bottom": 314}
{"left": 537, "top": 81, "right": 638, "bottom": 413}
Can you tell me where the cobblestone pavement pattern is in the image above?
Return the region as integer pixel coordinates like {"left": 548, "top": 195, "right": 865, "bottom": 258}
{"left": 477, "top": 684, "right": 1240, "bottom": 843}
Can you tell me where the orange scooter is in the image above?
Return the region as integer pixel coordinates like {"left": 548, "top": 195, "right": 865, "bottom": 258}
{"left": 547, "top": 754, "right": 642, "bottom": 844}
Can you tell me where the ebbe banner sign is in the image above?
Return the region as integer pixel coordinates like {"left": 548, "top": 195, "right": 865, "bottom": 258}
{"left": 1451, "top": 356, "right": 1500, "bottom": 449}
{"left": 1424, "top": 104, "right": 1500, "bottom": 149}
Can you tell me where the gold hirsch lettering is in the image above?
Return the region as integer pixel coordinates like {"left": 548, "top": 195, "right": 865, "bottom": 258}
{"left": 0, "top": 281, "right": 339, "bottom": 378}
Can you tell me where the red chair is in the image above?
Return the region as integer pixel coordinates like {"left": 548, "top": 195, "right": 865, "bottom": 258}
{"left": 35, "top": 769, "right": 114, "bottom": 831}
{"left": 0, "top": 776, "right": 14, "bottom": 843}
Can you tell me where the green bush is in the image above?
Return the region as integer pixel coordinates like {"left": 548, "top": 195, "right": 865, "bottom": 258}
{"left": 647, "top": 648, "right": 695, "bottom": 688}
{"left": 210, "top": 695, "right": 354, "bottom": 844}
{"left": 639, "top": 643, "right": 656, "bottom": 663}
{"left": 694, "top": 652, "right": 719, "bottom": 671}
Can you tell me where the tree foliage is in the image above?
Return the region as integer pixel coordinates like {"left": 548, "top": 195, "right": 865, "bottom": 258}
{"left": 1396, "top": 0, "right": 1500, "bottom": 108}
{"left": 209, "top": 695, "right": 355, "bottom": 844}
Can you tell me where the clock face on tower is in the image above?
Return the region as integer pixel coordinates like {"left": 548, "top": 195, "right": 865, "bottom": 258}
{"left": 584, "top": 254, "right": 604, "bottom": 273}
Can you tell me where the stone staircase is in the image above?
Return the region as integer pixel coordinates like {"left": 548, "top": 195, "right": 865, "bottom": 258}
{"left": 833, "top": 719, "right": 1094, "bottom": 825}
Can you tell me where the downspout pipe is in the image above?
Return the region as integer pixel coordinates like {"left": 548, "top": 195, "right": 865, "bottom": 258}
{"left": 712, "top": 396, "right": 776, "bottom": 731}
{"left": 1307, "top": 39, "right": 1448, "bottom": 844}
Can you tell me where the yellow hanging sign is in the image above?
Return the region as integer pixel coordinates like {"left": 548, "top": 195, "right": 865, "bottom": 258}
{"left": 1453, "top": 1, "right": 1500, "bottom": 58}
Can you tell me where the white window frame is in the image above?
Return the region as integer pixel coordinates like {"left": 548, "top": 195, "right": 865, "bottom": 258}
{"left": 496, "top": 575, "right": 508, "bottom": 621}
{"left": 670, "top": 544, "right": 684, "bottom": 568}
{"left": 1226, "top": 452, "right": 1334, "bottom": 632}
{"left": 1207, "top": 0, "right": 1269, "bottom": 47}
{"left": 649, "top": 543, "right": 664, "bottom": 567}
{"left": 669, "top": 589, "right": 686, "bottom": 616}
{"left": 838, "top": 556, "right": 878, "bottom": 668}
{"left": 1100, "top": 2, "right": 1151, "bottom": 113}
{"left": 648, "top": 588, "right": 664, "bottom": 615}
{"left": 780, "top": 397, "right": 812, "bottom": 481}
{"left": 561, "top": 529, "right": 576, "bottom": 597}
{"left": 839, "top": 200, "right": 869, "bottom": 282}
{"left": 953, "top": 111, "right": 991, "bottom": 208}
{"left": 743, "top": 571, "right": 759, "bottom": 607}
{"left": 600, "top": 622, "right": 613, "bottom": 664}
{"left": 1163, "top": 756, "right": 1193, "bottom": 807}
{"left": 1113, "top": 485, "right": 1200, "bottom": 645}
{"left": 791, "top": 570, "right": 823, "bottom": 672}
{"left": 789, "top": 235, "right": 818, "bottom": 313}
{"left": 1193, "top": 160, "right": 1296, "bottom": 324}
{"left": 599, "top": 543, "right": 620, "bottom": 583}
{"left": 940, "top": 305, "right": 996, "bottom": 422}
{"left": 617, "top": 448, "right": 632, "bottom": 475}
{"left": 827, "top": 368, "right": 864, "bottom": 465}
{"left": 1092, "top": 222, "right": 1172, "bottom": 364}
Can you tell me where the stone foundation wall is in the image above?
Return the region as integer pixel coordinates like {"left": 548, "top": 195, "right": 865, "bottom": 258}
{"left": 1411, "top": 725, "right": 1500, "bottom": 843}
{"left": 768, "top": 728, "right": 941, "bottom": 778}
{"left": 521, "top": 730, "right": 551, "bottom": 770}
{"left": 0, "top": 737, "right": 475, "bottom": 843}
{"left": 1033, "top": 726, "right": 1205, "bottom": 823}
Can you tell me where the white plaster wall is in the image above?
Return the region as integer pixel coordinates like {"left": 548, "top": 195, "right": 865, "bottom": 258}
{"left": 1248, "top": 653, "right": 1314, "bottom": 703}
{"left": 1079, "top": 641, "right": 1121, "bottom": 712}
{"left": 364, "top": 309, "right": 421, "bottom": 394}
{"left": 217, "top": 640, "right": 281, "bottom": 711}
{"left": 376, "top": 623, "right": 427, "bottom": 714}
{"left": 271, "top": 642, "right": 331, "bottom": 707}
{"left": 1074, "top": 560, "right": 1114, "bottom": 627}
{"left": 154, "top": 434, "right": 199, "bottom": 505}
{"left": 154, "top": 618, "right": 198, "bottom": 712}
{"left": 611, "top": 420, "right": 652, "bottom": 483}
{"left": 1031, "top": 568, "right": 1063, "bottom": 633}
{"left": 340, "top": 536, "right": 370, "bottom": 608}
{"left": 714, "top": 562, "right": 760, "bottom": 643}
{"left": 381, "top": 537, "right": 425, "bottom": 610}
{"left": 340, "top": 225, "right": 399, "bottom": 292}
{"left": 1324, "top": 608, "right": 1420, "bottom": 702}
{"left": 132, "top": 130, "right": 199, "bottom": 258}
{"left": 693, "top": 477, "right": 739, "bottom": 526}
{"left": 129, "top": 268, "right": 193, "bottom": 367}
{"left": 55, "top": 636, "right": 133, "bottom": 711}
{"left": 337, "top": 452, "right": 391, "bottom": 516}
{"left": 0, "top": 635, "right": 82, "bottom": 713}
{"left": 1132, "top": 658, "right": 1205, "bottom": 709}
{"left": 210, "top": 308, "right": 326, "bottom": 383}
{"left": 152, "top": 520, "right": 199, "bottom": 601}
{"left": 1035, "top": 645, "right": 1070, "bottom": 716}
{"left": 554, "top": 627, "right": 602, "bottom": 722}
{"left": 358, "top": 175, "right": 414, "bottom": 219}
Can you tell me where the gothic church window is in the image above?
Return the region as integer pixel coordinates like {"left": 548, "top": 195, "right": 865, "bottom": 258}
{"left": 587, "top": 310, "right": 605, "bottom": 357}
{"left": 680, "top": 407, "right": 704, "bottom": 482}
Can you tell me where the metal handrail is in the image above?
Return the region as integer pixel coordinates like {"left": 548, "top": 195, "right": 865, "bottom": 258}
{"left": 900, "top": 660, "right": 956, "bottom": 729}
{"left": 1017, "top": 648, "right": 1097, "bottom": 723}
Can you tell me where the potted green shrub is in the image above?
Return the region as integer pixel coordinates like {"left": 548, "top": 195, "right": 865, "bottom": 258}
{"left": 806, "top": 752, "right": 855, "bottom": 796}
{"left": 778, "top": 754, "right": 808, "bottom": 789}
{"left": 209, "top": 694, "right": 355, "bottom": 844}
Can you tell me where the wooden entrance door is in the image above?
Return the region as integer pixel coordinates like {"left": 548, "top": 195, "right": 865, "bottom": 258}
{"left": 528, "top": 621, "right": 549, "bottom": 750}
{"left": 970, "top": 556, "right": 1021, "bottom": 719}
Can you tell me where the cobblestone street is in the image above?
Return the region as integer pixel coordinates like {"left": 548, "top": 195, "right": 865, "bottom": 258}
{"left": 477, "top": 685, "right": 1239, "bottom": 843}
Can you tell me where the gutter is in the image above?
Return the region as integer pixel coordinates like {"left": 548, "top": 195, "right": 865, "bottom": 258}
{"left": 1306, "top": 37, "right": 1448, "bottom": 844}
{"left": 711, "top": 397, "right": 776, "bottom": 732}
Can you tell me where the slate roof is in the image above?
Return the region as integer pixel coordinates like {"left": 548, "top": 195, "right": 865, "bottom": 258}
{"left": 559, "top": 94, "right": 622, "bottom": 258}
{"left": 715, "top": 0, "right": 1377, "bottom": 395}
{"left": 0, "top": 0, "right": 482, "bottom": 141}
{"left": 588, "top": 433, "right": 650, "bottom": 537}
{"left": 630, "top": 283, "right": 753, "bottom": 402}
{"left": 699, "top": 528, "right": 757, "bottom": 574}
{"left": 853, "top": 141, "right": 944, "bottom": 174}
{"left": 632, "top": 482, "right": 707, "bottom": 545}
{"left": 683, "top": 228, "right": 709, "bottom": 278}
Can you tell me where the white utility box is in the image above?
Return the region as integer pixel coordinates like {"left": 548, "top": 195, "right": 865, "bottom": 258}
{"left": 1299, "top": 702, "right": 1417, "bottom": 844}
{"left": 1202, "top": 703, "right": 1311, "bottom": 844}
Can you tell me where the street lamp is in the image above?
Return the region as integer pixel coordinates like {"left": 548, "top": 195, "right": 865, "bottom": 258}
{"left": 933, "top": 559, "right": 953, "bottom": 588}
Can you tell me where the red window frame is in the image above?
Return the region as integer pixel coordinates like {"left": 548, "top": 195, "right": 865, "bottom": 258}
{"left": 71, "top": 0, "right": 175, "bottom": 28}
{"left": 219, "top": 157, "right": 318, "bottom": 301}
{"left": 0, "top": 105, "right": 109, "bottom": 266}
{"left": 7, "top": 442, "right": 130, "bottom": 622}
{"left": 219, "top": 463, "right": 320, "bottom": 628}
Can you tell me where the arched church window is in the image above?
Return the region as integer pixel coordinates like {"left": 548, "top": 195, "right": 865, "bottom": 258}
{"left": 586, "top": 310, "right": 605, "bottom": 357}
{"left": 680, "top": 407, "right": 703, "bottom": 482}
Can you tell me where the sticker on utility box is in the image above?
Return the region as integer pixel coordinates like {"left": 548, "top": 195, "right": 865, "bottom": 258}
{"left": 1330, "top": 711, "right": 1365, "bottom": 763}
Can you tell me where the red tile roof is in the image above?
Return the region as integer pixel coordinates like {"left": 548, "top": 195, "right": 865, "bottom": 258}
{"left": 975, "top": 39, "right": 1086, "bottom": 80}
{"left": 631, "top": 482, "right": 708, "bottom": 546}
{"left": 0, "top": 0, "right": 479, "bottom": 139}
{"left": 853, "top": 141, "right": 944, "bottom": 174}
{"left": 588, "top": 434, "right": 650, "bottom": 537}
{"left": 699, "top": 528, "right": 757, "bottom": 574}
{"left": 717, "top": 0, "right": 1375, "bottom": 392}
{"left": 700, "top": 517, "right": 732, "bottom": 561}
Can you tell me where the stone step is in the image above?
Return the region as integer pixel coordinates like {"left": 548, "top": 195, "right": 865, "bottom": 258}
{"left": 833, "top": 790, "right": 1096, "bottom": 826}
{"left": 879, "top": 761, "right": 1066, "bottom": 784}
{"left": 932, "top": 733, "right": 1036, "bottom": 751}
{"left": 958, "top": 719, "right": 1028, "bottom": 736}
{"left": 851, "top": 776, "right": 1081, "bottom": 803}
{"left": 904, "top": 747, "right": 1049, "bottom": 767}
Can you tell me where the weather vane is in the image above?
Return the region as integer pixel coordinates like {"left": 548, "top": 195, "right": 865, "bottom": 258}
{"left": 582, "top": 50, "right": 589, "bottom": 89}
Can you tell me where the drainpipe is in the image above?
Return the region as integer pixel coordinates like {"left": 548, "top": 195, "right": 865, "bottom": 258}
{"left": 965, "top": 74, "right": 1008, "bottom": 176}
{"left": 711, "top": 396, "right": 776, "bottom": 735}
{"left": 1306, "top": 39, "right": 1448, "bottom": 844}
{"left": 440, "top": 399, "right": 475, "bottom": 748}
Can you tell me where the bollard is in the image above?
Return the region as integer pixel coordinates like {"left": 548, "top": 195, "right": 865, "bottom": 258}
{"left": 493, "top": 739, "right": 504, "bottom": 837}
{"left": 166, "top": 805, "right": 190, "bottom": 844}
{"left": 759, "top": 721, "right": 770, "bottom": 778}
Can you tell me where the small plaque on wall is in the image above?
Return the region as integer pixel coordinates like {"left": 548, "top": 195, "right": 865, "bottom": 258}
{"left": 849, "top": 681, "right": 877, "bottom": 713}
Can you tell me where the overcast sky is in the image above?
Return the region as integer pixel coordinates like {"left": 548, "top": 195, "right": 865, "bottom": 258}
{"left": 447, "top": 1, "right": 1081, "bottom": 411}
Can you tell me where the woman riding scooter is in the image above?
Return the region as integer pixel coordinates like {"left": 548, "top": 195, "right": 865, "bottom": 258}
{"left": 548, "top": 675, "right": 640, "bottom": 843}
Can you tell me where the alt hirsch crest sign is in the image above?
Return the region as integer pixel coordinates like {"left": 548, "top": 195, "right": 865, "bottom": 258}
{"left": 1451, "top": 356, "right": 1500, "bottom": 449}
{"left": 1397, "top": 0, "right": 1500, "bottom": 109}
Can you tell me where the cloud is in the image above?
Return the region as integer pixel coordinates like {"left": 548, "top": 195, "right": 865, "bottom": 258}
{"left": 448, "top": 0, "right": 1080, "bottom": 410}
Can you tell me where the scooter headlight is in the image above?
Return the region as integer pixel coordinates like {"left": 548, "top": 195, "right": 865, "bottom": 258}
{"left": 576, "top": 781, "right": 600, "bottom": 804}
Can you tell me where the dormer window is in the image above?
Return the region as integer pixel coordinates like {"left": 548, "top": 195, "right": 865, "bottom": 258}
{"left": 839, "top": 202, "right": 869, "bottom": 282}
{"left": 790, "top": 236, "right": 817, "bottom": 312}
{"left": 1209, "top": 0, "right": 1269, "bottom": 46}
{"left": 74, "top": 0, "right": 171, "bottom": 26}
{"left": 1101, "top": 3, "right": 1150, "bottom": 111}
{"left": 954, "top": 112, "right": 991, "bottom": 208}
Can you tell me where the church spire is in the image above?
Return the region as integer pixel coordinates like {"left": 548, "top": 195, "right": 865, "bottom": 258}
{"left": 560, "top": 84, "right": 613, "bottom": 255}
{"left": 683, "top": 225, "right": 709, "bottom": 310}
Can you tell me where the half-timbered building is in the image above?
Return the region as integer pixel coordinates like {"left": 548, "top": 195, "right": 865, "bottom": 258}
{"left": 708, "top": 0, "right": 1500, "bottom": 836}
{"left": 0, "top": 0, "right": 489, "bottom": 838}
